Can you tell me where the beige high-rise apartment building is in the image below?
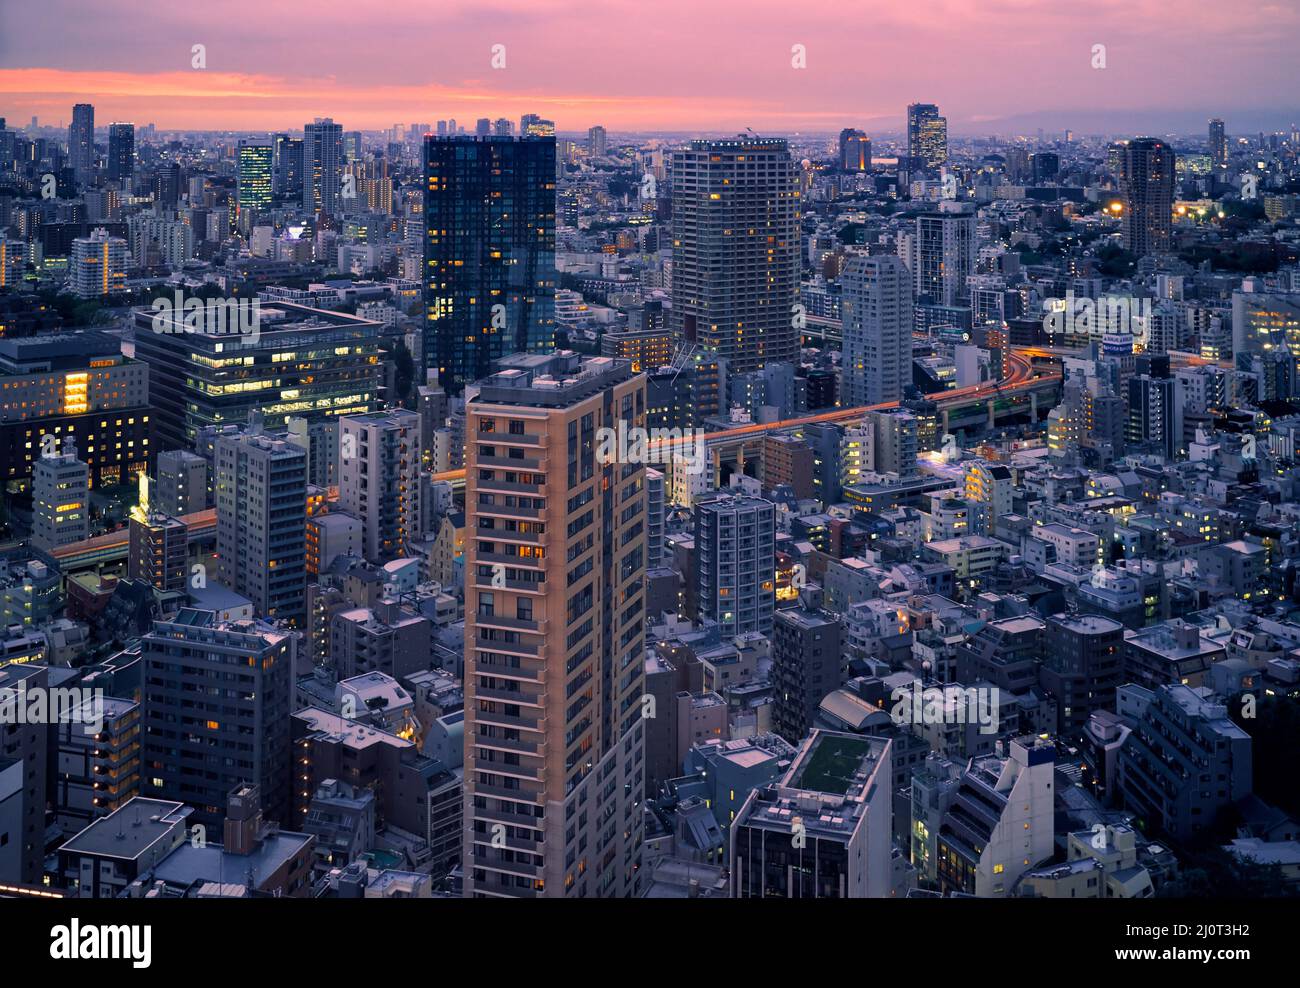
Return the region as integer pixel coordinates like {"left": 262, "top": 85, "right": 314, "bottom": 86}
{"left": 463, "top": 352, "right": 647, "bottom": 898}
{"left": 338, "top": 409, "right": 422, "bottom": 564}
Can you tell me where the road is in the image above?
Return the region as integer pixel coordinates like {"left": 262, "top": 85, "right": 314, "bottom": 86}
{"left": 431, "top": 350, "right": 1056, "bottom": 478}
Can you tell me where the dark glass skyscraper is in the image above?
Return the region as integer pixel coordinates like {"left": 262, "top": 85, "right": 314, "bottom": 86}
{"left": 906, "top": 103, "right": 947, "bottom": 170}
{"left": 107, "top": 122, "right": 134, "bottom": 181}
{"left": 1209, "top": 118, "right": 1227, "bottom": 168}
{"left": 839, "top": 128, "right": 871, "bottom": 171}
{"left": 236, "top": 142, "right": 273, "bottom": 229}
{"left": 272, "top": 132, "right": 304, "bottom": 199}
{"left": 68, "top": 102, "right": 94, "bottom": 188}
{"left": 422, "top": 135, "right": 556, "bottom": 394}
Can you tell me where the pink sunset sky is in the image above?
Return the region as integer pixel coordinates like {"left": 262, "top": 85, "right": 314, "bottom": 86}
{"left": 1, "top": 0, "right": 1297, "bottom": 134}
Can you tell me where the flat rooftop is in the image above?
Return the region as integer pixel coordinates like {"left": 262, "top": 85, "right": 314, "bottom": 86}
{"left": 60, "top": 798, "right": 190, "bottom": 860}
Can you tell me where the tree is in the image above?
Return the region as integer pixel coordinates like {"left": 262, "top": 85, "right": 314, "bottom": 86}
{"left": 1158, "top": 845, "right": 1294, "bottom": 898}
{"left": 1096, "top": 244, "right": 1137, "bottom": 277}
{"left": 1230, "top": 694, "right": 1300, "bottom": 819}
{"left": 392, "top": 340, "right": 416, "bottom": 409}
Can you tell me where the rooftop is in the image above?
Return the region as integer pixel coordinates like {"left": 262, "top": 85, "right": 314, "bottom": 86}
{"left": 60, "top": 798, "right": 190, "bottom": 861}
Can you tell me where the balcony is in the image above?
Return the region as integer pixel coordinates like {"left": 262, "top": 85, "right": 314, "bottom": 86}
{"left": 473, "top": 802, "right": 546, "bottom": 831}
{"left": 477, "top": 502, "right": 546, "bottom": 522}
{"left": 473, "top": 733, "right": 540, "bottom": 756}
{"left": 473, "top": 708, "right": 545, "bottom": 732}
{"left": 470, "top": 830, "right": 544, "bottom": 855}
{"left": 472, "top": 654, "right": 546, "bottom": 682}
{"left": 478, "top": 454, "right": 545, "bottom": 471}
{"left": 472, "top": 779, "right": 543, "bottom": 802}
{"left": 473, "top": 635, "right": 540, "bottom": 658}
{"left": 475, "top": 684, "right": 544, "bottom": 707}
{"left": 474, "top": 613, "right": 543, "bottom": 634}
{"left": 475, "top": 478, "right": 543, "bottom": 496}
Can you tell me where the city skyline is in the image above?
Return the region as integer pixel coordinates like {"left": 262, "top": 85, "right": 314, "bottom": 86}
{"left": 3, "top": 0, "right": 1300, "bottom": 934}
{"left": 2, "top": 0, "right": 1298, "bottom": 133}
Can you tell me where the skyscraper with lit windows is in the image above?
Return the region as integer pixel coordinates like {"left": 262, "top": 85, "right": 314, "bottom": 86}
{"left": 1117, "top": 137, "right": 1174, "bottom": 256}
{"left": 237, "top": 143, "right": 273, "bottom": 231}
{"left": 107, "top": 122, "right": 134, "bottom": 181}
{"left": 838, "top": 128, "right": 871, "bottom": 171}
{"left": 1209, "top": 118, "right": 1227, "bottom": 168}
{"left": 422, "top": 135, "right": 556, "bottom": 395}
{"left": 907, "top": 103, "right": 947, "bottom": 170}
{"left": 841, "top": 254, "right": 913, "bottom": 406}
{"left": 462, "top": 352, "right": 647, "bottom": 898}
{"left": 68, "top": 103, "right": 94, "bottom": 188}
{"left": 669, "top": 137, "right": 800, "bottom": 374}
{"left": 303, "top": 118, "right": 344, "bottom": 215}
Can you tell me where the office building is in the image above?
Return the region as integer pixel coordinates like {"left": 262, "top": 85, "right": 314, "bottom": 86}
{"left": 841, "top": 253, "right": 913, "bottom": 406}
{"left": 1231, "top": 286, "right": 1300, "bottom": 375}
{"left": 140, "top": 608, "right": 294, "bottom": 829}
{"left": 338, "top": 410, "right": 422, "bottom": 563}
{"left": 694, "top": 492, "right": 776, "bottom": 637}
{"left": 1030, "top": 151, "right": 1059, "bottom": 184}
{"left": 0, "top": 559, "right": 60, "bottom": 629}
{"left": 214, "top": 429, "right": 308, "bottom": 624}
{"left": 423, "top": 135, "right": 556, "bottom": 394}
{"left": 587, "top": 125, "right": 607, "bottom": 158}
{"left": 462, "top": 352, "right": 647, "bottom": 897}
{"left": 0, "top": 332, "right": 150, "bottom": 488}
{"left": 838, "top": 128, "right": 871, "bottom": 171}
{"left": 133, "top": 300, "right": 381, "bottom": 451}
{"left": 731, "top": 731, "right": 893, "bottom": 898}
{"left": 237, "top": 142, "right": 273, "bottom": 229}
{"left": 106, "top": 122, "right": 134, "bottom": 182}
{"left": 273, "top": 133, "right": 304, "bottom": 199}
{"left": 31, "top": 442, "right": 90, "bottom": 549}
{"left": 670, "top": 137, "right": 800, "bottom": 373}
{"left": 303, "top": 118, "right": 344, "bottom": 214}
{"left": 68, "top": 103, "right": 94, "bottom": 187}
{"left": 1209, "top": 118, "right": 1227, "bottom": 168}
{"left": 906, "top": 103, "right": 947, "bottom": 170}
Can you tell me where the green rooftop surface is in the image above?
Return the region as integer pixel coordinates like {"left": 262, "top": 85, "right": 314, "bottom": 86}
{"left": 794, "top": 735, "right": 875, "bottom": 795}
